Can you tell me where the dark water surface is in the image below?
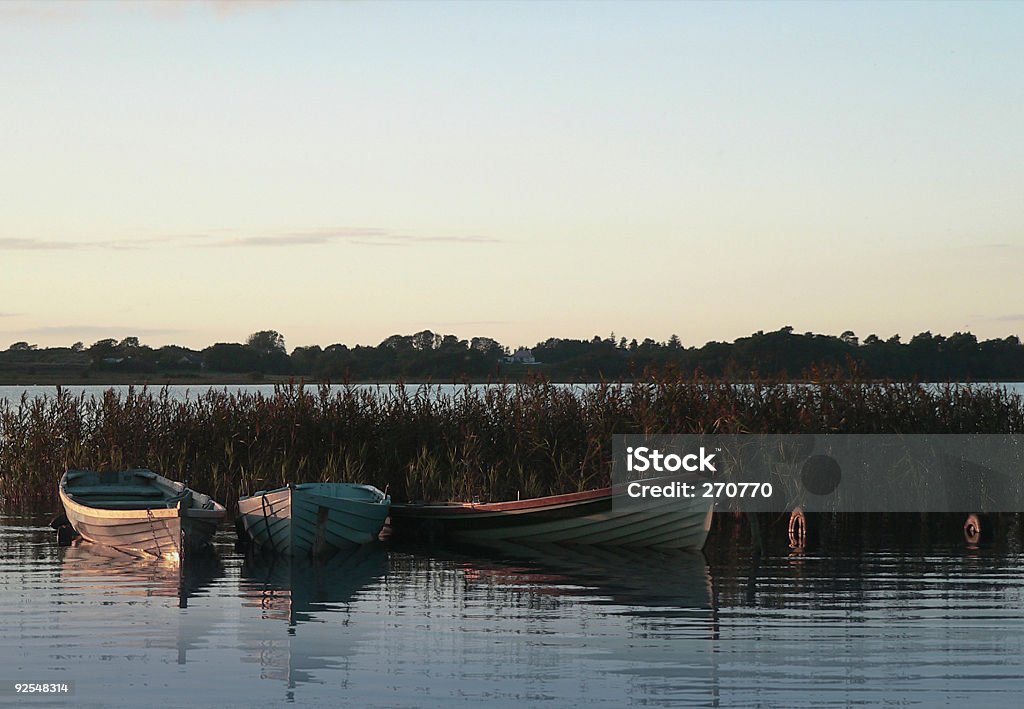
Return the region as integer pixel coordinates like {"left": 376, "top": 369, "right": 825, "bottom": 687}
{"left": 3, "top": 513, "right": 1024, "bottom": 708}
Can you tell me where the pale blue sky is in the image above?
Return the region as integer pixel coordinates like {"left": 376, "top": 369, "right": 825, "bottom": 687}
{"left": 2, "top": 0, "right": 1022, "bottom": 351}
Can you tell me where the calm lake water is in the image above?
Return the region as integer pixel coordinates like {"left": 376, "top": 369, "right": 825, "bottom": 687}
{"left": 3, "top": 513, "right": 1024, "bottom": 707}
{"left": 0, "top": 383, "right": 440, "bottom": 403}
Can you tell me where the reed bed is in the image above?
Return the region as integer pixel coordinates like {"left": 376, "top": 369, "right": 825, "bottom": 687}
{"left": 1, "top": 374, "right": 1023, "bottom": 508}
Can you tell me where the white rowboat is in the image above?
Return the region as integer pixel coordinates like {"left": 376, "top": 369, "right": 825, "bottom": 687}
{"left": 59, "top": 469, "right": 226, "bottom": 562}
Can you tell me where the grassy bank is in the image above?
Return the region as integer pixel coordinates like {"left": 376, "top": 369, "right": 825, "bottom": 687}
{"left": 2, "top": 374, "right": 1023, "bottom": 507}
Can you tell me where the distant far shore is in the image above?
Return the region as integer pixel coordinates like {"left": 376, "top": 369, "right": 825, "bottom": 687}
{"left": 5, "top": 326, "right": 1024, "bottom": 384}
{"left": 1, "top": 372, "right": 1023, "bottom": 387}
{"left": 0, "top": 372, "right": 292, "bottom": 387}
{"left": 0, "top": 372, "right": 545, "bottom": 387}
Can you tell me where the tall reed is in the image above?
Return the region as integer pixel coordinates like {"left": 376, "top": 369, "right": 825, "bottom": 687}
{"left": 1, "top": 374, "right": 1022, "bottom": 508}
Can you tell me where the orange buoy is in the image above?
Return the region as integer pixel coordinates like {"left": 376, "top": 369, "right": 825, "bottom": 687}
{"left": 964, "top": 513, "right": 982, "bottom": 545}
{"left": 788, "top": 507, "right": 808, "bottom": 549}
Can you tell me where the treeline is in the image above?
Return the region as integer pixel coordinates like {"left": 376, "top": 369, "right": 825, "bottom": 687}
{"left": 3, "top": 326, "right": 1024, "bottom": 382}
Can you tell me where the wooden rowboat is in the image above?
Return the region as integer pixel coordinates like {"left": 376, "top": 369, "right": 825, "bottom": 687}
{"left": 59, "top": 469, "right": 226, "bottom": 562}
{"left": 389, "top": 476, "right": 714, "bottom": 551}
{"left": 237, "top": 483, "right": 391, "bottom": 556}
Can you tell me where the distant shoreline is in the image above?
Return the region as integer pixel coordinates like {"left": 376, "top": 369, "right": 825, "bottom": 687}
{"left": 0, "top": 372, "right": 543, "bottom": 387}
{"left": 0, "top": 372, "right": 294, "bottom": 387}
{"left": 6, "top": 327, "right": 1024, "bottom": 383}
{"left": 1, "top": 373, "right": 1024, "bottom": 387}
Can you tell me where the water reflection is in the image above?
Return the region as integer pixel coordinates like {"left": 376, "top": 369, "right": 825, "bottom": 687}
{"left": 377, "top": 543, "right": 723, "bottom": 706}
{"left": 238, "top": 545, "right": 388, "bottom": 689}
{"left": 61, "top": 542, "right": 221, "bottom": 609}
{"left": 419, "top": 541, "right": 714, "bottom": 617}
{"left": 59, "top": 543, "right": 222, "bottom": 665}
{"left": 4, "top": 512, "right": 1024, "bottom": 707}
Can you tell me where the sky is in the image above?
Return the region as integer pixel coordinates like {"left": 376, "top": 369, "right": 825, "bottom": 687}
{"left": 2, "top": 0, "right": 1022, "bottom": 352}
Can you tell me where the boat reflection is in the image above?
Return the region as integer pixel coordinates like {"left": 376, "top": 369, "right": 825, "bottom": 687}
{"left": 404, "top": 540, "right": 715, "bottom": 618}
{"left": 59, "top": 541, "right": 222, "bottom": 664}
{"left": 237, "top": 544, "right": 388, "bottom": 689}
{"left": 382, "top": 541, "right": 722, "bottom": 702}
{"left": 60, "top": 540, "right": 221, "bottom": 607}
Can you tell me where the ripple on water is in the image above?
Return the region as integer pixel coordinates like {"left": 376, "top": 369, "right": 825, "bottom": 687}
{"left": 3, "top": 516, "right": 1024, "bottom": 707}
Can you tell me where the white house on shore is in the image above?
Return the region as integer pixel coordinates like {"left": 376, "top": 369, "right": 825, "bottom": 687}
{"left": 504, "top": 347, "right": 537, "bottom": 365}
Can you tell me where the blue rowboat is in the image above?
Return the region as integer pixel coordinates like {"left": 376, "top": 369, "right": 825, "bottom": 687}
{"left": 237, "top": 483, "right": 390, "bottom": 556}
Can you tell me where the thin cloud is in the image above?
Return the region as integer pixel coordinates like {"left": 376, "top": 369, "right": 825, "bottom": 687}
{"left": 0, "top": 0, "right": 283, "bottom": 23}
{"left": 16, "top": 326, "right": 185, "bottom": 339}
{"left": 205, "top": 229, "right": 502, "bottom": 248}
{"left": 0, "top": 229, "right": 500, "bottom": 252}
{"left": 208, "top": 0, "right": 286, "bottom": 16}
{"left": 433, "top": 320, "right": 515, "bottom": 328}
{"left": 991, "top": 314, "right": 1024, "bottom": 322}
{"left": 110, "top": 233, "right": 211, "bottom": 249}
{"left": 207, "top": 228, "right": 389, "bottom": 248}
{"left": 416, "top": 235, "right": 502, "bottom": 244}
{"left": 0, "top": 236, "right": 188, "bottom": 251}
{"left": 0, "top": 237, "right": 88, "bottom": 251}
{"left": 0, "top": 1, "right": 85, "bottom": 24}
{"left": 950, "top": 242, "right": 1020, "bottom": 253}
{"left": 147, "top": 0, "right": 287, "bottom": 19}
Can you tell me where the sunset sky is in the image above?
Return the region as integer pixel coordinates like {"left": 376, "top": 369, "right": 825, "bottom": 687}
{"left": 2, "top": 1, "right": 1022, "bottom": 351}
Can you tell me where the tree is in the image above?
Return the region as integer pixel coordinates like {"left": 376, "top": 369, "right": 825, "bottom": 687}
{"left": 946, "top": 331, "right": 978, "bottom": 352}
{"left": 119, "top": 336, "right": 141, "bottom": 350}
{"left": 411, "top": 330, "right": 440, "bottom": 351}
{"left": 667, "top": 334, "right": 682, "bottom": 349}
{"left": 470, "top": 337, "right": 505, "bottom": 357}
{"left": 290, "top": 345, "right": 323, "bottom": 375}
{"left": 154, "top": 345, "right": 200, "bottom": 370}
{"left": 203, "top": 343, "right": 262, "bottom": 372}
{"left": 380, "top": 334, "right": 413, "bottom": 350}
{"left": 246, "top": 330, "right": 286, "bottom": 355}
{"left": 88, "top": 339, "right": 119, "bottom": 358}
{"left": 71, "top": 341, "right": 85, "bottom": 352}
{"left": 438, "top": 334, "right": 465, "bottom": 352}
{"left": 840, "top": 330, "right": 859, "bottom": 347}
{"left": 7, "top": 341, "right": 35, "bottom": 351}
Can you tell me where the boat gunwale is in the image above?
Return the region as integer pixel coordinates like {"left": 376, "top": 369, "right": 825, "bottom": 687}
{"left": 59, "top": 470, "right": 227, "bottom": 520}
{"left": 239, "top": 482, "right": 390, "bottom": 506}
{"left": 390, "top": 473, "right": 709, "bottom": 515}
{"left": 392, "top": 486, "right": 613, "bottom": 515}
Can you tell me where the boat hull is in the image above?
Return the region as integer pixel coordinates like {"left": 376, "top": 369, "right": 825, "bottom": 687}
{"left": 59, "top": 470, "right": 225, "bottom": 562}
{"left": 390, "top": 483, "right": 714, "bottom": 551}
{"left": 238, "top": 483, "right": 391, "bottom": 556}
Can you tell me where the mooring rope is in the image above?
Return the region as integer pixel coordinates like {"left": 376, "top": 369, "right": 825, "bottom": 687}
{"left": 146, "top": 508, "right": 163, "bottom": 558}
{"left": 260, "top": 494, "right": 274, "bottom": 552}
